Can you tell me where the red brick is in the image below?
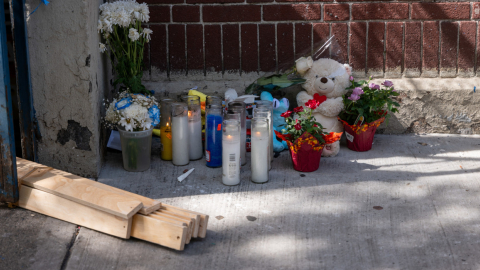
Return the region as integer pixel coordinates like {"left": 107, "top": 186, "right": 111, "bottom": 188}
{"left": 295, "top": 23, "right": 312, "bottom": 59}
{"left": 205, "top": 25, "right": 222, "bottom": 73}
{"left": 331, "top": 23, "right": 348, "bottom": 64}
{"left": 312, "top": 23, "right": 330, "bottom": 59}
{"left": 188, "top": 0, "right": 242, "bottom": 3}
{"left": 186, "top": 25, "right": 203, "bottom": 71}
{"left": 324, "top": 4, "right": 349, "bottom": 21}
{"left": 150, "top": 25, "right": 167, "bottom": 71}
{"left": 241, "top": 24, "right": 258, "bottom": 73}
{"left": 263, "top": 4, "right": 322, "bottom": 21}
{"left": 385, "top": 22, "right": 403, "bottom": 73}
{"left": 277, "top": 23, "right": 294, "bottom": 72}
{"left": 440, "top": 22, "right": 458, "bottom": 72}
{"left": 173, "top": 6, "right": 200, "bottom": 22}
{"left": 349, "top": 22, "right": 366, "bottom": 72}
{"left": 223, "top": 25, "right": 240, "bottom": 72}
{"left": 412, "top": 3, "right": 470, "bottom": 20}
{"left": 149, "top": 6, "right": 170, "bottom": 23}
{"left": 203, "top": 6, "right": 260, "bottom": 22}
{"left": 478, "top": 26, "right": 480, "bottom": 75}
{"left": 474, "top": 3, "right": 480, "bottom": 20}
{"left": 367, "top": 22, "right": 385, "bottom": 73}
{"left": 404, "top": 22, "right": 421, "bottom": 74}
{"left": 423, "top": 21, "right": 439, "bottom": 73}
{"left": 168, "top": 24, "right": 186, "bottom": 72}
{"left": 352, "top": 3, "right": 408, "bottom": 20}
{"left": 458, "top": 21, "right": 476, "bottom": 74}
{"left": 139, "top": 0, "right": 183, "bottom": 4}
{"left": 259, "top": 24, "right": 276, "bottom": 72}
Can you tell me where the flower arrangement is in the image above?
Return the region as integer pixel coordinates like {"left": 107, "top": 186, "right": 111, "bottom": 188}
{"left": 98, "top": 0, "right": 152, "bottom": 95}
{"left": 105, "top": 92, "right": 160, "bottom": 132}
{"left": 339, "top": 77, "right": 400, "bottom": 125}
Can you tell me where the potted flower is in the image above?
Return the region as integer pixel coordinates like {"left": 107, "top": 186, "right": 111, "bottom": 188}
{"left": 338, "top": 78, "right": 400, "bottom": 152}
{"left": 98, "top": 0, "right": 152, "bottom": 95}
{"left": 275, "top": 99, "right": 342, "bottom": 172}
{"left": 105, "top": 92, "right": 160, "bottom": 172}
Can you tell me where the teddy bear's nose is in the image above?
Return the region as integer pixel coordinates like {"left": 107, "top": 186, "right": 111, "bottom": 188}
{"left": 320, "top": 77, "right": 328, "bottom": 84}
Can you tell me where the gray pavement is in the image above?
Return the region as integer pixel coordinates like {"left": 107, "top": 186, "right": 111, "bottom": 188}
{"left": 2, "top": 134, "right": 480, "bottom": 270}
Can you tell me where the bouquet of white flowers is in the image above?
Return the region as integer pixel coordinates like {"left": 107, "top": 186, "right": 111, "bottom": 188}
{"left": 98, "top": 0, "right": 152, "bottom": 95}
{"left": 105, "top": 92, "right": 160, "bottom": 132}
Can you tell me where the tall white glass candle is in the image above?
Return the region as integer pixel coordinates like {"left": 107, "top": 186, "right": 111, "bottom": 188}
{"left": 227, "top": 101, "right": 247, "bottom": 166}
{"left": 251, "top": 118, "right": 269, "bottom": 183}
{"left": 222, "top": 119, "right": 241, "bottom": 185}
{"left": 253, "top": 108, "right": 272, "bottom": 170}
{"left": 255, "top": 101, "right": 274, "bottom": 163}
{"left": 171, "top": 102, "right": 190, "bottom": 166}
{"left": 182, "top": 95, "right": 203, "bottom": 160}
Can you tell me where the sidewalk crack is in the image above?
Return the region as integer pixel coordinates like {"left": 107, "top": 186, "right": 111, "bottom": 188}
{"left": 60, "top": 226, "right": 81, "bottom": 270}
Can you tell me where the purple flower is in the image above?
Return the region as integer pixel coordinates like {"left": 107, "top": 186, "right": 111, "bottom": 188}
{"left": 369, "top": 83, "right": 380, "bottom": 90}
{"left": 382, "top": 80, "right": 394, "bottom": 87}
{"left": 392, "top": 87, "right": 396, "bottom": 92}
{"left": 348, "top": 94, "right": 360, "bottom": 101}
{"left": 352, "top": 87, "right": 364, "bottom": 96}
{"left": 349, "top": 76, "right": 354, "bottom": 81}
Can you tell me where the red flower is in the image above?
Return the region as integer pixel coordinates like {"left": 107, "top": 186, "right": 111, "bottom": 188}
{"left": 293, "top": 106, "right": 304, "bottom": 113}
{"left": 294, "top": 123, "right": 302, "bottom": 130}
{"left": 313, "top": 124, "right": 318, "bottom": 128}
{"left": 280, "top": 111, "right": 292, "bottom": 118}
{"left": 305, "top": 99, "right": 320, "bottom": 110}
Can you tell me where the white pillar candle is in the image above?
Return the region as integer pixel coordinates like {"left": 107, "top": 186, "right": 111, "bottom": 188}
{"left": 222, "top": 120, "right": 241, "bottom": 186}
{"left": 253, "top": 108, "right": 272, "bottom": 170}
{"left": 171, "top": 103, "right": 190, "bottom": 166}
{"left": 227, "top": 102, "right": 247, "bottom": 166}
{"left": 251, "top": 118, "right": 269, "bottom": 183}
{"left": 255, "top": 101, "right": 274, "bottom": 164}
{"left": 188, "top": 117, "right": 203, "bottom": 160}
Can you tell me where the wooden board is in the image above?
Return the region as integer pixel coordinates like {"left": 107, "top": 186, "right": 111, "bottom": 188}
{"left": 21, "top": 167, "right": 143, "bottom": 219}
{"left": 18, "top": 185, "right": 132, "bottom": 239}
{"left": 16, "top": 158, "right": 161, "bottom": 215}
{"left": 131, "top": 214, "right": 187, "bottom": 251}
{"left": 162, "top": 204, "right": 209, "bottom": 238}
{"left": 154, "top": 211, "right": 193, "bottom": 244}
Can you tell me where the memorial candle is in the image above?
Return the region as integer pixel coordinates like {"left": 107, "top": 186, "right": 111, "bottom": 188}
{"left": 171, "top": 102, "right": 189, "bottom": 166}
{"left": 182, "top": 95, "right": 203, "bottom": 160}
{"left": 255, "top": 100, "right": 274, "bottom": 163}
{"left": 227, "top": 101, "right": 247, "bottom": 165}
{"left": 222, "top": 119, "right": 241, "bottom": 185}
{"left": 251, "top": 118, "right": 269, "bottom": 183}
{"left": 205, "top": 104, "right": 223, "bottom": 167}
{"left": 253, "top": 108, "right": 272, "bottom": 170}
{"left": 160, "top": 99, "right": 174, "bottom": 160}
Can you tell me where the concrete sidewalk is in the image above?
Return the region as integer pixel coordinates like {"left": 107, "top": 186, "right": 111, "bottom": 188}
{"left": 2, "top": 134, "right": 480, "bottom": 270}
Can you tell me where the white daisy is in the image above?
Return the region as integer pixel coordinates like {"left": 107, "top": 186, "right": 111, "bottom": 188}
{"left": 128, "top": 28, "right": 140, "bottom": 41}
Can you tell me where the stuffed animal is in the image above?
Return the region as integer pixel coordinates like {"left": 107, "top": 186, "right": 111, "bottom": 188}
{"left": 296, "top": 57, "right": 352, "bottom": 157}
{"left": 260, "top": 92, "right": 289, "bottom": 152}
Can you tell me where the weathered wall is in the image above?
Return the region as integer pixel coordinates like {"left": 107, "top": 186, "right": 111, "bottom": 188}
{"left": 26, "top": 0, "right": 107, "bottom": 177}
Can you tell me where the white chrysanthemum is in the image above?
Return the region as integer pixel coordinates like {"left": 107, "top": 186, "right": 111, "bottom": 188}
{"left": 142, "top": 28, "right": 153, "bottom": 42}
{"left": 102, "top": 19, "right": 113, "bottom": 33}
{"left": 99, "top": 43, "right": 107, "bottom": 53}
{"left": 119, "top": 117, "right": 135, "bottom": 132}
{"left": 97, "top": 20, "right": 103, "bottom": 33}
{"left": 116, "top": 10, "right": 131, "bottom": 27}
{"left": 105, "top": 102, "right": 118, "bottom": 123}
{"left": 123, "top": 103, "right": 149, "bottom": 122}
{"left": 103, "top": 32, "right": 110, "bottom": 39}
{"left": 128, "top": 28, "right": 140, "bottom": 41}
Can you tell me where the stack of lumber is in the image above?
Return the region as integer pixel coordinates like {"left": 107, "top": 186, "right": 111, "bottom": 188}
{"left": 15, "top": 158, "right": 208, "bottom": 251}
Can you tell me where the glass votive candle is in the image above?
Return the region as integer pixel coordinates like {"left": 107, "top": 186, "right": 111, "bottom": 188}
{"left": 160, "top": 98, "right": 174, "bottom": 160}
{"left": 227, "top": 101, "right": 247, "bottom": 166}
{"left": 181, "top": 95, "right": 203, "bottom": 160}
{"left": 205, "top": 104, "right": 223, "bottom": 168}
{"left": 222, "top": 119, "right": 241, "bottom": 186}
{"left": 253, "top": 108, "right": 272, "bottom": 170}
{"left": 171, "top": 102, "right": 189, "bottom": 166}
{"left": 255, "top": 101, "right": 274, "bottom": 163}
{"left": 251, "top": 118, "right": 269, "bottom": 183}
{"left": 206, "top": 96, "right": 223, "bottom": 108}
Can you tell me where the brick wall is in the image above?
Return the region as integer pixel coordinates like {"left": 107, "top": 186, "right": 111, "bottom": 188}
{"left": 141, "top": 0, "right": 480, "bottom": 79}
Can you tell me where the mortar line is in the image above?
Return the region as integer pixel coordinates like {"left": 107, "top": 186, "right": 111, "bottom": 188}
{"left": 383, "top": 21, "right": 386, "bottom": 78}
{"left": 456, "top": 21, "right": 460, "bottom": 76}
{"left": 275, "top": 23, "right": 278, "bottom": 73}
{"left": 221, "top": 24, "right": 224, "bottom": 77}
{"left": 257, "top": 23, "right": 260, "bottom": 73}
{"left": 420, "top": 21, "right": 423, "bottom": 77}
{"left": 184, "top": 24, "right": 188, "bottom": 76}
{"left": 475, "top": 21, "right": 478, "bottom": 76}
{"left": 438, "top": 21, "right": 442, "bottom": 77}
{"left": 365, "top": 22, "right": 369, "bottom": 76}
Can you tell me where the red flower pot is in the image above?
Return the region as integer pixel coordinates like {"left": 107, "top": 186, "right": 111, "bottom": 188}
{"left": 287, "top": 132, "right": 324, "bottom": 172}
{"left": 338, "top": 116, "right": 385, "bottom": 152}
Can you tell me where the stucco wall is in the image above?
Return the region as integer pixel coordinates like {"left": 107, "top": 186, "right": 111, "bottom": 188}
{"left": 26, "top": 0, "right": 107, "bottom": 177}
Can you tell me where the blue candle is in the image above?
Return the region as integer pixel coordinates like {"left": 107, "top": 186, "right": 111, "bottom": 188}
{"left": 206, "top": 114, "right": 223, "bottom": 167}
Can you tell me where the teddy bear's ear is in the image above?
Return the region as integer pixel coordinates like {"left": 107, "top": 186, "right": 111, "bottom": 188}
{"left": 296, "top": 56, "right": 313, "bottom": 76}
{"left": 344, "top": 64, "right": 352, "bottom": 76}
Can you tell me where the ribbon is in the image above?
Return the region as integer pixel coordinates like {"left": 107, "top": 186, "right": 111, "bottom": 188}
{"left": 28, "top": 0, "right": 49, "bottom": 17}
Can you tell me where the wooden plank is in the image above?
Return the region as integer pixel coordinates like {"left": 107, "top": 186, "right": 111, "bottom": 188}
{"left": 147, "top": 214, "right": 188, "bottom": 248}
{"left": 21, "top": 167, "right": 143, "bottom": 219}
{"left": 157, "top": 209, "right": 198, "bottom": 239}
{"left": 154, "top": 211, "right": 193, "bottom": 244}
{"left": 131, "top": 214, "right": 187, "bottom": 251}
{"left": 16, "top": 158, "right": 161, "bottom": 215}
{"left": 18, "top": 185, "right": 131, "bottom": 239}
{"left": 162, "top": 204, "right": 209, "bottom": 238}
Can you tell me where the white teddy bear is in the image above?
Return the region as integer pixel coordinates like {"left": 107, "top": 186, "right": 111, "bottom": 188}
{"left": 296, "top": 57, "right": 352, "bottom": 157}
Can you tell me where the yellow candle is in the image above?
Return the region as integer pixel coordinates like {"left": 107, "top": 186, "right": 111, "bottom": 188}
{"left": 160, "top": 123, "right": 173, "bottom": 160}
